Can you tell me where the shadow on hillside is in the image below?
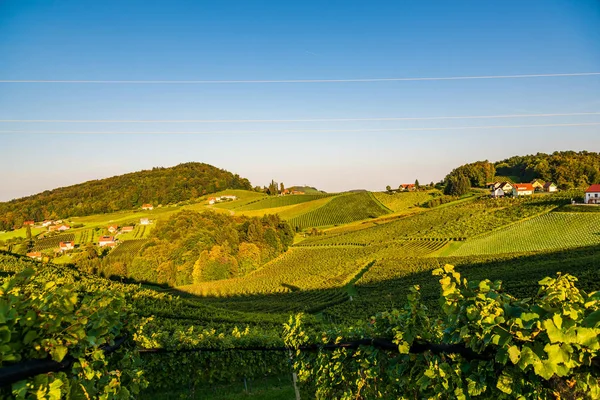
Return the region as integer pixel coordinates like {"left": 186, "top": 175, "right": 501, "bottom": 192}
{"left": 162, "top": 244, "right": 600, "bottom": 322}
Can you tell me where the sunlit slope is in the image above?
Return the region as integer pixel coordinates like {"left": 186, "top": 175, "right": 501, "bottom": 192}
{"left": 372, "top": 191, "right": 435, "bottom": 212}
{"left": 288, "top": 192, "right": 391, "bottom": 229}
{"left": 451, "top": 212, "right": 600, "bottom": 256}
{"left": 234, "top": 194, "right": 333, "bottom": 211}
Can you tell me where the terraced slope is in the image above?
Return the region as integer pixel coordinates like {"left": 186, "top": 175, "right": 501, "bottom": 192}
{"left": 234, "top": 194, "right": 333, "bottom": 211}
{"left": 373, "top": 191, "right": 435, "bottom": 212}
{"left": 451, "top": 212, "right": 600, "bottom": 256}
{"left": 288, "top": 192, "right": 391, "bottom": 229}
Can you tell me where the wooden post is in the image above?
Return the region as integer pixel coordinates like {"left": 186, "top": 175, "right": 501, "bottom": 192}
{"left": 289, "top": 350, "right": 301, "bottom": 400}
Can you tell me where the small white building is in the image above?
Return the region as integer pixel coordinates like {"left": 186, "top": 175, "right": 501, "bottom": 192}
{"left": 491, "top": 188, "right": 505, "bottom": 198}
{"left": 543, "top": 182, "right": 558, "bottom": 192}
{"left": 42, "top": 220, "right": 53, "bottom": 227}
{"left": 585, "top": 184, "right": 600, "bottom": 204}
{"left": 142, "top": 204, "right": 154, "bottom": 210}
{"left": 140, "top": 218, "right": 151, "bottom": 225}
{"left": 98, "top": 236, "right": 115, "bottom": 247}
{"left": 59, "top": 241, "right": 74, "bottom": 251}
{"left": 56, "top": 224, "right": 71, "bottom": 232}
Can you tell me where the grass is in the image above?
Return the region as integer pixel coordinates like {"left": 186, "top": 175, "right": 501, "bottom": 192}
{"left": 0, "top": 227, "right": 44, "bottom": 241}
{"left": 451, "top": 212, "right": 600, "bottom": 256}
{"left": 210, "top": 190, "right": 268, "bottom": 210}
{"left": 234, "top": 194, "right": 333, "bottom": 211}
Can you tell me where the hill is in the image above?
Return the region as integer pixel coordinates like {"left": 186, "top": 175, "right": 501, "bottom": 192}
{"left": 287, "top": 185, "right": 324, "bottom": 194}
{"left": 0, "top": 162, "right": 252, "bottom": 231}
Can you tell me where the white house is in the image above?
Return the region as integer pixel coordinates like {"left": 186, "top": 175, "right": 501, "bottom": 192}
{"left": 42, "top": 220, "right": 53, "bottom": 227}
{"left": 142, "top": 204, "right": 154, "bottom": 210}
{"left": 207, "top": 197, "right": 217, "bottom": 205}
{"left": 140, "top": 218, "right": 151, "bottom": 225}
{"left": 585, "top": 184, "right": 600, "bottom": 204}
{"left": 98, "top": 236, "right": 115, "bottom": 247}
{"left": 56, "top": 224, "right": 71, "bottom": 232}
{"left": 220, "top": 195, "right": 238, "bottom": 201}
{"left": 491, "top": 188, "right": 505, "bottom": 198}
{"left": 59, "top": 241, "right": 74, "bottom": 251}
{"left": 543, "top": 182, "right": 558, "bottom": 192}
{"left": 512, "top": 184, "right": 534, "bottom": 196}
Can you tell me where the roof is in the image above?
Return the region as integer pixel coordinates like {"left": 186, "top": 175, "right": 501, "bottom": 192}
{"left": 142, "top": 204, "right": 153, "bottom": 207}
{"left": 514, "top": 183, "right": 534, "bottom": 191}
{"left": 99, "top": 236, "right": 114, "bottom": 242}
{"left": 59, "top": 241, "right": 74, "bottom": 247}
{"left": 543, "top": 182, "right": 556, "bottom": 188}
{"left": 27, "top": 252, "right": 42, "bottom": 257}
{"left": 586, "top": 184, "right": 600, "bottom": 193}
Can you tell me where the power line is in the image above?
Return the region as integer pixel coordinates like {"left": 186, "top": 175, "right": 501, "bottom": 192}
{"left": 0, "top": 72, "right": 599, "bottom": 84}
{"left": 1, "top": 122, "right": 598, "bottom": 134}
{"left": 1, "top": 112, "right": 599, "bottom": 123}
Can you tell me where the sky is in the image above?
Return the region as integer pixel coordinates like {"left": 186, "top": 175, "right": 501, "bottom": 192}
{"left": 1, "top": 0, "right": 599, "bottom": 201}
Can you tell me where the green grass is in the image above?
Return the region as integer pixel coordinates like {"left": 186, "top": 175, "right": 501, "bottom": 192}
{"left": 451, "top": 212, "right": 600, "bottom": 256}
{"left": 210, "top": 190, "right": 268, "bottom": 210}
{"left": 0, "top": 227, "right": 44, "bottom": 241}
{"left": 288, "top": 192, "right": 391, "bottom": 229}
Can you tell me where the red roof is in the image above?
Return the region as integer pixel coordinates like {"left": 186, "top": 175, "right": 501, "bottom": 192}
{"left": 59, "top": 241, "right": 74, "bottom": 248}
{"left": 586, "top": 184, "right": 600, "bottom": 193}
{"left": 26, "top": 252, "right": 42, "bottom": 257}
{"left": 23, "top": 221, "right": 34, "bottom": 225}
{"left": 514, "top": 183, "right": 534, "bottom": 191}
{"left": 98, "top": 236, "right": 114, "bottom": 242}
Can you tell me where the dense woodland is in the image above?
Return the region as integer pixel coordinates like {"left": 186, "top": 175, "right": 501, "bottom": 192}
{"left": 79, "top": 210, "right": 294, "bottom": 286}
{"left": 0, "top": 163, "right": 251, "bottom": 231}
{"left": 444, "top": 151, "right": 600, "bottom": 195}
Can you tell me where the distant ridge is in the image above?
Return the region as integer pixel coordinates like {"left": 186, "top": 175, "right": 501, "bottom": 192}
{"left": 0, "top": 162, "right": 251, "bottom": 230}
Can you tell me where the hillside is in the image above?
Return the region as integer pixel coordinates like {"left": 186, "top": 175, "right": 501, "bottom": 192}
{"left": 0, "top": 162, "right": 252, "bottom": 231}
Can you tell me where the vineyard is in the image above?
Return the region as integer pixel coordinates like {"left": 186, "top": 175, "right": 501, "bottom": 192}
{"left": 372, "top": 190, "right": 435, "bottom": 212}
{"left": 452, "top": 212, "right": 600, "bottom": 256}
{"left": 107, "top": 239, "right": 150, "bottom": 261}
{"left": 31, "top": 233, "right": 75, "bottom": 252}
{"left": 288, "top": 192, "right": 391, "bottom": 229}
{"left": 234, "top": 193, "right": 333, "bottom": 211}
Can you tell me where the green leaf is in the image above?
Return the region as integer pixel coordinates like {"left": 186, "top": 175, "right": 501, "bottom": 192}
{"left": 533, "top": 360, "right": 556, "bottom": 380}
{"left": 496, "top": 373, "right": 513, "bottom": 394}
{"left": 543, "top": 319, "right": 564, "bottom": 343}
{"left": 582, "top": 310, "right": 600, "bottom": 328}
{"left": 508, "top": 345, "right": 521, "bottom": 364}
{"left": 0, "top": 326, "right": 11, "bottom": 343}
{"left": 23, "top": 330, "right": 37, "bottom": 345}
{"left": 50, "top": 345, "right": 69, "bottom": 362}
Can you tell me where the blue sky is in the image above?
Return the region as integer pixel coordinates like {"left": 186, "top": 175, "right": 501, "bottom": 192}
{"left": 1, "top": 0, "right": 599, "bottom": 201}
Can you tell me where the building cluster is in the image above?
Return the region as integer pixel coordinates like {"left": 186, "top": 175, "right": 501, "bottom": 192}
{"left": 488, "top": 180, "right": 557, "bottom": 198}
{"left": 207, "top": 195, "right": 238, "bottom": 205}
{"left": 281, "top": 189, "right": 305, "bottom": 195}
{"left": 399, "top": 184, "right": 416, "bottom": 192}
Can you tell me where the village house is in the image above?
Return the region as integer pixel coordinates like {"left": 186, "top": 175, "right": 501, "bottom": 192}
{"left": 42, "top": 220, "right": 53, "bottom": 227}
{"left": 26, "top": 251, "right": 42, "bottom": 260}
{"left": 107, "top": 225, "right": 118, "bottom": 233}
{"left": 59, "top": 241, "right": 75, "bottom": 252}
{"left": 512, "top": 183, "right": 534, "bottom": 196}
{"left": 22, "top": 220, "right": 35, "bottom": 227}
{"left": 207, "top": 197, "right": 217, "bottom": 205}
{"left": 142, "top": 204, "right": 154, "bottom": 210}
{"left": 543, "top": 182, "right": 558, "bottom": 192}
{"left": 531, "top": 180, "right": 545, "bottom": 191}
{"left": 399, "top": 184, "right": 415, "bottom": 192}
{"left": 585, "top": 184, "right": 600, "bottom": 205}
{"left": 121, "top": 226, "right": 134, "bottom": 233}
{"left": 98, "top": 236, "right": 116, "bottom": 247}
{"left": 491, "top": 187, "right": 505, "bottom": 198}
{"left": 49, "top": 224, "right": 71, "bottom": 232}
{"left": 140, "top": 218, "right": 150, "bottom": 225}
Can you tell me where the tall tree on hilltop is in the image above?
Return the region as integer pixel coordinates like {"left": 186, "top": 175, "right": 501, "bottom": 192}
{"left": 415, "top": 179, "right": 420, "bottom": 190}
{"left": 280, "top": 182, "right": 285, "bottom": 194}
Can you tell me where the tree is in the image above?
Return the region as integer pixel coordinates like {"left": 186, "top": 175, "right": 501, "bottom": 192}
{"left": 280, "top": 182, "right": 285, "bottom": 194}
{"left": 267, "top": 180, "right": 279, "bottom": 196}
{"left": 444, "top": 173, "right": 470, "bottom": 196}
{"left": 26, "top": 225, "right": 33, "bottom": 250}
{"left": 386, "top": 185, "right": 392, "bottom": 193}
{"left": 415, "top": 180, "right": 420, "bottom": 190}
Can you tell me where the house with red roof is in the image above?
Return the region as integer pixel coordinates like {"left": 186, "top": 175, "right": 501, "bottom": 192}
{"left": 585, "top": 184, "right": 600, "bottom": 205}
{"left": 207, "top": 197, "right": 217, "bottom": 205}
{"left": 26, "top": 251, "right": 42, "bottom": 260}
{"left": 121, "top": 226, "right": 134, "bottom": 233}
{"left": 107, "top": 224, "right": 118, "bottom": 233}
{"left": 53, "top": 224, "right": 70, "bottom": 232}
{"left": 23, "top": 220, "right": 35, "bottom": 227}
{"left": 59, "top": 241, "right": 74, "bottom": 252}
{"left": 142, "top": 204, "right": 154, "bottom": 210}
{"left": 98, "top": 236, "right": 116, "bottom": 247}
{"left": 399, "top": 184, "right": 415, "bottom": 192}
{"left": 512, "top": 183, "right": 534, "bottom": 196}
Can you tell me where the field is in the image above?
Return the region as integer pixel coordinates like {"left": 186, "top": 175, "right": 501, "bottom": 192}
{"left": 233, "top": 193, "right": 333, "bottom": 211}
{"left": 372, "top": 190, "right": 436, "bottom": 212}
{"left": 31, "top": 233, "right": 75, "bottom": 252}
{"left": 0, "top": 226, "right": 44, "bottom": 241}
{"left": 287, "top": 192, "right": 391, "bottom": 229}
{"left": 451, "top": 212, "right": 600, "bottom": 255}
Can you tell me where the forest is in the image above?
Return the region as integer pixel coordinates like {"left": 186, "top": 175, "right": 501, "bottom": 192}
{"left": 0, "top": 162, "right": 252, "bottom": 231}
{"left": 78, "top": 210, "right": 295, "bottom": 286}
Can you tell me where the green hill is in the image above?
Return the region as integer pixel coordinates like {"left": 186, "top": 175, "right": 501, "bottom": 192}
{"left": 0, "top": 162, "right": 252, "bottom": 231}
{"left": 234, "top": 193, "right": 333, "bottom": 211}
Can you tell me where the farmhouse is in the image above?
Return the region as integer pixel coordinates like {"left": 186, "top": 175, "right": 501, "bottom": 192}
{"left": 585, "top": 184, "right": 600, "bottom": 205}
{"left": 491, "top": 188, "right": 505, "bottom": 198}
{"left": 59, "top": 241, "right": 74, "bottom": 251}
{"left": 142, "top": 204, "right": 154, "bottom": 210}
{"left": 26, "top": 251, "right": 42, "bottom": 260}
{"left": 543, "top": 182, "right": 557, "bottom": 192}
{"left": 207, "top": 197, "right": 217, "bottom": 205}
{"left": 98, "top": 236, "right": 116, "bottom": 247}
{"left": 107, "top": 225, "right": 118, "bottom": 233}
{"left": 121, "top": 226, "right": 134, "bottom": 233}
{"left": 400, "top": 184, "right": 415, "bottom": 192}
{"left": 42, "top": 220, "right": 53, "bottom": 227}
{"left": 54, "top": 224, "right": 70, "bottom": 232}
{"left": 23, "top": 220, "right": 34, "bottom": 227}
{"left": 498, "top": 182, "right": 514, "bottom": 192}
{"left": 140, "top": 218, "right": 150, "bottom": 225}
{"left": 531, "top": 180, "right": 545, "bottom": 191}
{"left": 512, "top": 184, "right": 534, "bottom": 196}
